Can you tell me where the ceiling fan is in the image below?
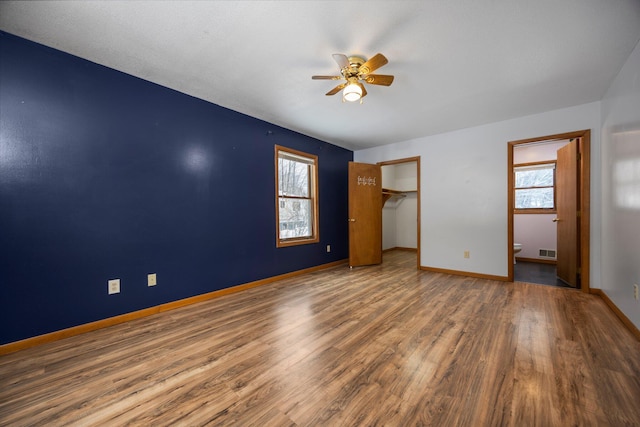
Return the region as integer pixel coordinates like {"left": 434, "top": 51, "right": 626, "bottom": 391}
{"left": 312, "top": 53, "right": 394, "bottom": 103}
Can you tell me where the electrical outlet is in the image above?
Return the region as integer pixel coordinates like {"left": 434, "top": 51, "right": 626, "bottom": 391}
{"left": 148, "top": 273, "right": 157, "bottom": 287}
{"left": 634, "top": 284, "right": 639, "bottom": 301}
{"left": 108, "top": 278, "right": 120, "bottom": 295}
{"left": 464, "top": 250, "right": 470, "bottom": 259}
{"left": 326, "top": 245, "right": 331, "bottom": 253}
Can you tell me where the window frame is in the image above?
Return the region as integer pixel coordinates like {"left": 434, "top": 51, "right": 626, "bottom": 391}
{"left": 275, "top": 145, "right": 320, "bottom": 247}
{"left": 513, "top": 161, "right": 557, "bottom": 214}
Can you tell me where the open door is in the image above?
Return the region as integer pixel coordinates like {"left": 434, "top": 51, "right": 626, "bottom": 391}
{"left": 348, "top": 162, "right": 382, "bottom": 267}
{"left": 556, "top": 139, "right": 580, "bottom": 287}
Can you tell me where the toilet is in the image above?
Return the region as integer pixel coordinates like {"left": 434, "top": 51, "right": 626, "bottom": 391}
{"left": 514, "top": 243, "right": 522, "bottom": 264}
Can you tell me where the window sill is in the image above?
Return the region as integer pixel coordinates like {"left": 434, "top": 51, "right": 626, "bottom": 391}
{"left": 514, "top": 209, "right": 557, "bottom": 215}
{"left": 276, "top": 237, "right": 320, "bottom": 248}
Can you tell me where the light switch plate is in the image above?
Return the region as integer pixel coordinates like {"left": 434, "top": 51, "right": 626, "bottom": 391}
{"left": 148, "top": 273, "right": 157, "bottom": 287}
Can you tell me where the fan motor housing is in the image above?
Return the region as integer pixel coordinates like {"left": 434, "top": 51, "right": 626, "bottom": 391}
{"left": 344, "top": 56, "right": 366, "bottom": 76}
{"left": 347, "top": 56, "right": 366, "bottom": 68}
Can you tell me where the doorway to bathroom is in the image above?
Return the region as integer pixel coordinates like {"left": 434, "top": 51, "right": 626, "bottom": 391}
{"left": 507, "top": 130, "right": 591, "bottom": 292}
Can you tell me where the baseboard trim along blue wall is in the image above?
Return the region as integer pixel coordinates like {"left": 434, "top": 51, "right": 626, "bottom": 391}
{"left": 0, "top": 31, "right": 353, "bottom": 345}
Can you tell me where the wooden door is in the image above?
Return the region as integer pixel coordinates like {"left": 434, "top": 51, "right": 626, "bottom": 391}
{"left": 348, "top": 162, "right": 382, "bottom": 267}
{"left": 556, "top": 139, "right": 580, "bottom": 287}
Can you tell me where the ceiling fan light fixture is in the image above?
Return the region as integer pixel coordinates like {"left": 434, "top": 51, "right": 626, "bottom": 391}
{"left": 313, "top": 53, "right": 392, "bottom": 103}
{"left": 342, "top": 82, "right": 362, "bottom": 102}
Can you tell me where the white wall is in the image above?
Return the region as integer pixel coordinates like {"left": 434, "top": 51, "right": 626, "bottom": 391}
{"left": 381, "top": 163, "right": 396, "bottom": 189}
{"left": 600, "top": 39, "right": 640, "bottom": 329}
{"left": 393, "top": 163, "right": 418, "bottom": 191}
{"left": 382, "top": 207, "right": 397, "bottom": 249}
{"left": 355, "top": 101, "right": 601, "bottom": 278}
{"left": 396, "top": 194, "right": 418, "bottom": 248}
{"left": 513, "top": 140, "right": 568, "bottom": 163}
{"left": 513, "top": 214, "right": 557, "bottom": 259}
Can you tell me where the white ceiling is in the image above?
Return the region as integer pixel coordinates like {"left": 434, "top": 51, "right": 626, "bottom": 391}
{"left": 1, "top": 1, "right": 639, "bottom": 151}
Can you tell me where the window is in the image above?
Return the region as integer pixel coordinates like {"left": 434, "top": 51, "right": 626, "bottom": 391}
{"left": 514, "top": 162, "right": 556, "bottom": 211}
{"left": 275, "top": 145, "right": 319, "bottom": 247}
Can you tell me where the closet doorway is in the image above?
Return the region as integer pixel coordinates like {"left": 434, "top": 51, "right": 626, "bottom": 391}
{"left": 379, "top": 157, "right": 421, "bottom": 269}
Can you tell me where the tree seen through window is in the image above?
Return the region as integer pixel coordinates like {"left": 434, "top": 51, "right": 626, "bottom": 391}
{"left": 515, "top": 164, "right": 555, "bottom": 209}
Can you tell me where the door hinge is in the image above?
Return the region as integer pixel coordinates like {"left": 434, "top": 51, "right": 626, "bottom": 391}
{"left": 577, "top": 211, "right": 581, "bottom": 218}
{"left": 577, "top": 267, "right": 582, "bottom": 274}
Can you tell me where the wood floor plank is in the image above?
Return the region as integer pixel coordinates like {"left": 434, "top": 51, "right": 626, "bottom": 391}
{"left": 1, "top": 250, "right": 639, "bottom": 426}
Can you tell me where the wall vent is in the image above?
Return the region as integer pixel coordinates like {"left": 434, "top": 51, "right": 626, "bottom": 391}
{"left": 539, "top": 249, "right": 557, "bottom": 258}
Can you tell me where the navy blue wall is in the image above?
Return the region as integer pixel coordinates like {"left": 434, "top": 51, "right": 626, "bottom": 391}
{"left": 0, "top": 32, "right": 352, "bottom": 345}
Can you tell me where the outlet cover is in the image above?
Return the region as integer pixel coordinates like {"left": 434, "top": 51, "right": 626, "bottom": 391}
{"left": 464, "top": 251, "right": 470, "bottom": 259}
{"left": 326, "top": 245, "right": 331, "bottom": 253}
{"left": 148, "top": 273, "right": 157, "bottom": 287}
{"left": 108, "top": 278, "right": 120, "bottom": 295}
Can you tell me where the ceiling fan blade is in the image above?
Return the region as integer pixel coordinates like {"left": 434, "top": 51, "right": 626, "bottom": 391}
{"left": 363, "top": 74, "right": 394, "bottom": 86}
{"left": 332, "top": 53, "right": 350, "bottom": 69}
{"left": 312, "top": 75, "right": 343, "bottom": 80}
{"left": 359, "top": 53, "right": 388, "bottom": 74}
{"left": 326, "top": 83, "right": 346, "bottom": 96}
{"left": 357, "top": 82, "right": 368, "bottom": 98}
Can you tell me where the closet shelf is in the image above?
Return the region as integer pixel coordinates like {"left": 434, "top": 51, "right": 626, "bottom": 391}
{"left": 382, "top": 188, "right": 416, "bottom": 206}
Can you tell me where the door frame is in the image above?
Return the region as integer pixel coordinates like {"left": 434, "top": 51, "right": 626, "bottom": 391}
{"left": 507, "top": 130, "right": 590, "bottom": 292}
{"left": 378, "top": 156, "right": 421, "bottom": 269}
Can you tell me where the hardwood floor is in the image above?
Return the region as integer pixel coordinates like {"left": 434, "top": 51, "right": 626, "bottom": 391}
{"left": 1, "top": 250, "right": 639, "bottom": 426}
